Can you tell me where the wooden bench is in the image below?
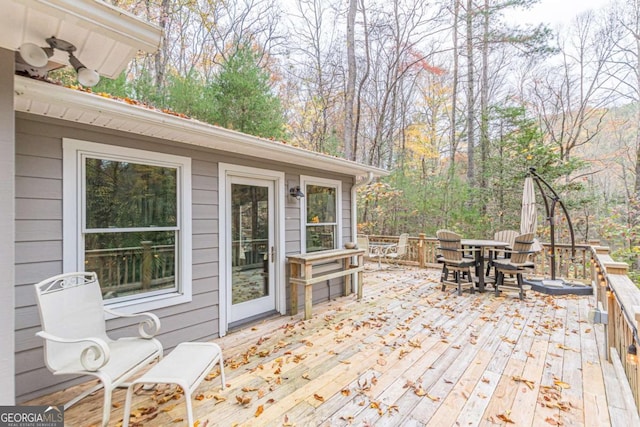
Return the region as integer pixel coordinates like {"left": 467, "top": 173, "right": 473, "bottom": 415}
{"left": 122, "top": 342, "right": 225, "bottom": 426}
{"left": 287, "top": 248, "right": 365, "bottom": 320}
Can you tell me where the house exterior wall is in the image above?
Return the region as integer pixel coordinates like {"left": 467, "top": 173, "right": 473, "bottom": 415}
{"left": 14, "top": 113, "right": 355, "bottom": 402}
{"left": 0, "top": 47, "right": 16, "bottom": 405}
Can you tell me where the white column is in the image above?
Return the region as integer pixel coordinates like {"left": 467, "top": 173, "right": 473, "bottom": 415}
{"left": 0, "top": 47, "right": 16, "bottom": 405}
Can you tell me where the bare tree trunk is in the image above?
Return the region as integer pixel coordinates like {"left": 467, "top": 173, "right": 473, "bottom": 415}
{"left": 154, "top": 0, "right": 171, "bottom": 92}
{"left": 354, "top": 0, "right": 370, "bottom": 163}
{"left": 450, "top": 0, "right": 460, "bottom": 176}
{"left": 480, "top": 0, "right": 489, "bottom": 196}
{"left": 344, "top": 0, "right": 357, "bottom": 161}
{"left": 466, "top": 0, "right": 475, "bottom": 186}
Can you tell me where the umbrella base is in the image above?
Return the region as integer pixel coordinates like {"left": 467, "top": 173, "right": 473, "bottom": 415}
{"left": 524, "top": 278, "right": 593, "bottom": 296}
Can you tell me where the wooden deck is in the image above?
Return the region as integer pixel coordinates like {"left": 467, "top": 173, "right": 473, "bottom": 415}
{"left": 26, "top": 265, "right": 635, "bottom": 426}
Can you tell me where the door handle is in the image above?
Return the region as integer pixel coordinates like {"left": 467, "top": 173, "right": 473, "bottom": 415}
{"left": 270, "top": 246, "right": 275, "bottom": 262}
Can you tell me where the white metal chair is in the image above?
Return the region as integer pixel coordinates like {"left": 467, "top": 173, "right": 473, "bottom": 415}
{"left": 357, "top": 235, "right": 385, "bottom": 268}
{"left": 384, "top": 233, "right": 409, "bottom": 267}
{"left": 34, "top": 272, "right": 163, "bottom": 427}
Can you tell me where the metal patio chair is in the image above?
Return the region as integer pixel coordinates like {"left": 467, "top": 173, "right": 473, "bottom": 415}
{"left": 34, "top": 272, "right": 163, "bottom": 426}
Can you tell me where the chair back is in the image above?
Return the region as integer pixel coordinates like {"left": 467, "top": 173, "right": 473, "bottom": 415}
{"left": 437, "top": 229, "right": 463, "bottom": 262}
{"left": 494, "top": 230, "right": 519, "bottom": 248}
{"left": 510, "top": 232, "right": 535, "bottom": 265}
{"left": 34, "top": 272, "right": 110, "bottom": 370}
{"left": 396, "top": 233, "right": 409, "bottom": 257}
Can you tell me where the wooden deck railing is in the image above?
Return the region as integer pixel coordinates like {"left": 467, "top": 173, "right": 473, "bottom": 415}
{"left": 367, "top": 234, "right": 592, "bottom": 281}
{"left": 592, "top": 246, "right": 640, "bottom": 417}
{"left": 366, "top": 233, "right": 640, "bottom": 416}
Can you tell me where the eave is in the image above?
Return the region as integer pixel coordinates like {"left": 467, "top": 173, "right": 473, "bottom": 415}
{"left": 14, "top": 76, "right": 388, "bottom": 178}
{"left": 0, "top": 0, "right": 161, "bottom": 78}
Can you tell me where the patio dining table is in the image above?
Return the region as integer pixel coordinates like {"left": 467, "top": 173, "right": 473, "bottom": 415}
{"left": 461, "top": 239, "right": 509, "bottom": 292}
{"left": 368, "top": 242, "right": 396, "bottom": 268}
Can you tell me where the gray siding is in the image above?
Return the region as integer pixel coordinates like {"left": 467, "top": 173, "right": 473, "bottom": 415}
{"left": 14, "top": 113, "right": 357, "bottom": 402}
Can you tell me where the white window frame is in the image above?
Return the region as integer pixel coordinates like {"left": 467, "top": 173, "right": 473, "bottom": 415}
{"left": 300, "top": 175, "right": 342, "bottom": 253}
{"left": 63, "top": 138, "right": 192, "bottom": 314}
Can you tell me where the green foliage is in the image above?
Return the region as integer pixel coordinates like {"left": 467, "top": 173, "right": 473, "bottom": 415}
{"left": 209, "top": 46, "right": 285, "bottom": 139}
{"left": 165, "top": 71, "right": 213, "bottom": 122}
{"left": 91, "top": 72, "right": 129, "bottom": 97}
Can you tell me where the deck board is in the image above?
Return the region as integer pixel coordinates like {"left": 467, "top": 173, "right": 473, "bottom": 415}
{"left": 24, "top": 265, "right": 632, "bottom": 426}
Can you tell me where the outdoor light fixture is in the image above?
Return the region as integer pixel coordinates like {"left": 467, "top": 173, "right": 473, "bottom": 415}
{"left": 17, "top": 36, "right": 100, "bottom": 87}
{"left": 289, "top": 186, "right": 305, "bottom": 200}
{"left": 627, "top": 342, "right": 638, "bottom": 365}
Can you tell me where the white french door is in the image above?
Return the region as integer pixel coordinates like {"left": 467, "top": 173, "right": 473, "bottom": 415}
{"left": 227, "top": 175, "right": 276, "bottom": 322}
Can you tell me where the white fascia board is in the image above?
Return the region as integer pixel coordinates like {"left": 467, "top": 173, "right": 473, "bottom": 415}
{"left": 27, "top": 0, "right": 162, "bottom": 53}
{"left": 14, "top": 76, "right": 389, "bottom": 178}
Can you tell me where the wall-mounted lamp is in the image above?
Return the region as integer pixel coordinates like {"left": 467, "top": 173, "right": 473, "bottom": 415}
{"left": 628, "top": 342, "right": 638, "bottom": 365}
{"left": 17, "top": 36, "right": 100, "bottom": 87}
{"left": 289, "top": 186, "right": 305, "bottom": 200}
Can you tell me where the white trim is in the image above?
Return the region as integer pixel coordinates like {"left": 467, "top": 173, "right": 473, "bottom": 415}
{"left": 15, "top": 77, "right": 388, "bottom": 178}
{"left": 63, "top": 138, "right": 192, "bottom": 314}
{"left": 218, "top": 164, "right": 286, "bottom": 337}
{"left": 300, "top": 175, "right": 343, "bottom": 254}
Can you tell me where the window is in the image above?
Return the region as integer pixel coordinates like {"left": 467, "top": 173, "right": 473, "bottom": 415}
{"left": 63, "top": 139, "right": 192, "bottom": 312}
{"left": 301, "top": 176, "right": 342, "bottom": 253}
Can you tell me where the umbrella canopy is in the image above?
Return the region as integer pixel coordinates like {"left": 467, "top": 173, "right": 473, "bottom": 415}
{"left": 521, "top": 176, "right": 537, "bottom": 234}
{"left": 521, "top": 176, "right": 542, "bottom": 251}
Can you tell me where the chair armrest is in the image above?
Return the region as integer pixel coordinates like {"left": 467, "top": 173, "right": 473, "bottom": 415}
{"left": 503, "top": 249, "right": 536, "bottom": 255}
{"left": 36, "top": 331, "right": 110, "bottom": 372}
{"left": 103, "top": 308, "right": 161, "bottom": 339}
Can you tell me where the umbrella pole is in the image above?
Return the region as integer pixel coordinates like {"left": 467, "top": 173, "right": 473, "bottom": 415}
{"left": 528, "top": 167, "right": 576, "bottom": 281}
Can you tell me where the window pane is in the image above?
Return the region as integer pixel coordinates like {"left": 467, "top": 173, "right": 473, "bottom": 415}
{"left": 85, "top": 231, "right": 176, "bottom": 299}
{"left": 86, "top": 158, "right": 177, "bottom": 229}
{"left": 306, "top": 225, "right": 336, "bottom": 252}
{"left": 306, "top": 185, "right": 336, "bottom": 223}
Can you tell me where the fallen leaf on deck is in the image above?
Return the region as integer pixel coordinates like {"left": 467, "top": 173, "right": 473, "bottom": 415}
{"left": 377, "top": 358, "right": 387, "bottom": 366}
{"left": 545, "top": 416, "right": 563, "bottom": 425}
{"left": 283, "top": 414, "right": 294, "bottom": 426}
{"left": 161, "top": 404, "right": 177, "bottom": 412}
{"left": 512, "top": 376, "right": 535, "bottom": 390}
{"left": 556, "top": 344, "right": 577, "bottom": 352}
{"left": 242, "top": 387, "right": 258, "bottom": 392}
{"left": 254, "top": 405, "right": 264, "bottom": 417}
{"left": 414, "top": 387, "right": 427, "bottom": 397}
{"left": 236, "top": 395, "right": 251, "bottom": 405}
{"left": 195, "top": 394, "right": 205, "bottom": 401}
{"left": 314, "top": 393, "right": 324, "bottom": 402}
{"left": 213, "top": 394, "right": 226, "bottom": 403}
{"left": 302, "top": 372, "right": 310, "bottom": 380}
{"left": 497, "top": 412, "right": 515, "bottom": 423}
{"left": 172, "top": 417, "right": 183, "bottom": 423}
{"left": 554, "top": 380, "right": 571, "bottom": 389}
{"left": 341, "top": 389, "right": 351, "bottom": 396}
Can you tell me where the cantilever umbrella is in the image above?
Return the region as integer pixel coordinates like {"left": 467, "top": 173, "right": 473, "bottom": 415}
{"left": 521, "top": 176, "right": 542, "bottom": 251}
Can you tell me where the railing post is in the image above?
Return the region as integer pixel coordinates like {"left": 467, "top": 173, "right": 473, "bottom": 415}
{"left": 141, "top": 241, "right": 152, "bottom": 290}
{"left": 418, "top": 233, "right": 426, "bottom": 268}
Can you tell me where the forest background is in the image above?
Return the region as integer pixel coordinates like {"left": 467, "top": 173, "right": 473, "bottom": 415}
{"left": 52, "top": 0, "right": 640, "bottom": 278}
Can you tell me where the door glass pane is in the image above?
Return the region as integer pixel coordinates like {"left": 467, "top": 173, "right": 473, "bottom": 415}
{"left": 232, "top": 183, "right": 269, "bottom": 305}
